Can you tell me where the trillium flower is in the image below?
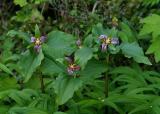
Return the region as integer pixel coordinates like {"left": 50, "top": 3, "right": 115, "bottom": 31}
{"left": 99, "top": 35, "right": 119, "bottom": 52}
{"left": 30, "top": 36, "right": 46, "bottom": 52}
{"left": 76, "top": 39, "right": 82, "bottom": 48}
{"left": 67, "top": 64, "right": 80, "bottom": 75}
{"left": 65, "top": 56, "right": 80, "bottom": 75}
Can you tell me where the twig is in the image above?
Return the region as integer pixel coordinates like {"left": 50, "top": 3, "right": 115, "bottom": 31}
{"left": 92, "top": 1, "right": 100, "bottom": 14}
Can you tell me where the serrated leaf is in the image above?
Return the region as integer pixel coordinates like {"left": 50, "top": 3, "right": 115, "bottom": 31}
{"left": 54, "top": 75, "right": 82, "bottom": 105}
{"left": 75, "top": 47, "right": 93, "bottom": 69}
{"left": 142, "top": 0, "right": 160, "bottom": 6}
{"left": 14, "top": 0, "right": 28, "bottom": 7}
{"left": 18, "top": 50, "right": 44, "bottom": 83}
{"left": 0, "top": 63, "right": 13, "bottom": 75}
{"left": 44, "top": 31, "right": 76, "bottom": 60}
{"left": 140, "top": 14, "right": 160, "bottom": 38}
{"left": 146, "top": 38, "right": 160, "bottom": 62}
{"left": 121, "top": 42, "right": 152, "bottom": 65}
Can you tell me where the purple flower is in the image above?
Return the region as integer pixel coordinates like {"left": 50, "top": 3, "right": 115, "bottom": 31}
{"left": 101, "top": 43, "right": 108, "bottom": 52}
{"left": 65, "top": 56, "right": 73, "bottom": 64}
{"left": 67, "top": 67, "right": 74, "bottom": 75}
{"left": 31, "top": 37, "right": 36, "bottom": 43}
{"left": 34, "top": 45, "right": 41, "bottom": 53}
{"left": 67, "top": 64, "right": 80, "bottom": 75}
{"left": 40, "top": 36, "right": 46, "bottom": 43}
{"left": 30, "top": 36, "right": 46, "bottom": 52}
{"left": 111, "top": 38, "right": 119, "bottom": 45}
{"left": 98, "top": 35, "right": 119, "bottom": 52}
{"left": 76, "top": 39, "right": 81, "bottom": 47}
{"left": 99, "top": 35, "right": 107, "bottom": 40}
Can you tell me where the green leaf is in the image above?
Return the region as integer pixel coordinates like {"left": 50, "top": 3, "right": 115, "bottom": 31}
{"left": 54, "top": 75, "right": 82, "bottom": 105}
{"left": 79, "top": 59, "right": 107, "bottom": 81}
{"left": 7, "top": 30, "right": 30, "bottom": 43}
{"left": 121, "top": 42, "right": 152, "bottom": 65}
{"left": 0, "top": 77, "right": 19, "bottom": 91}
{"left": 34, "top": 0, "right": 45, "bottom": 4}
{"left": 92, "top": 23, "right": 104, "bottom": 36}
{"left": 41, "top": 58, "right": 64, "bottom": 76}
{"left": 44, "top": 31, "right": 76, "bottom": 59}
{"left": 142, "top": 0, "right": 160, "bottom": 6}
{"left": 18, "top": 50, "right": 44, "bottom": 83}
{"left": 119, "top": 22, "right": 136, "bottom": 42}
{"left": 14, "top": 0, "right": 28, "bottom": 7}
{"left": 146, "top": 38, "right": 160, "bottom": 62}
{"left": 35, "top": 24, "right": 41, "bottom": 38}
{"left": 0, "top": 63, "right": 13, "bottom": 75}
{"left": 75, "top": 47, "right": 93, "bottom": 69}
{"left": 140, "top": 14, "right": 160, "bottom": 38}
{"left": 8, "top": 107, "right": 48, "bottom": 114}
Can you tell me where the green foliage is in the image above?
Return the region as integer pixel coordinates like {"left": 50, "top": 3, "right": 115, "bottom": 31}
{"left": 75, "top": 47, "right": 93, "bottom": 69}
{"left": 8, "top": 107, "right": 48, "bottom": 114}
{"left": 140, "top": 14, "right": 160, "bottom": 39}
{"left": 14, "top": 0, "right": 28, "bottom": 7}
{"left": 1, "top": 0, "right": 160, "bottom": 114}
{"left": 0, "top": 63, "right": 13, "bottom": 75}
{"left": 141, "top": 0, "right": 160, "bottom": 6}
{"left": 140, "top": 14, "right": 160, "bottom": 62}
{"left": 44, "top": 31, "right": 76, "bottom": 59}
{"left": 121, "top": 42, "right": 152, "bottom": 65}
{"left": 53, "top": 75, "right": 82, "bottom": 105}
{"left": 18, "top": 50, "right": 44, "bottom": 82}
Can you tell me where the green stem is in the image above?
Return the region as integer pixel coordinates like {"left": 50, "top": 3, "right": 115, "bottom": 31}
{"left": 40, "top": 75, "right": 45, "bottom": 93}
{"left": 105, "top": 54, "right": 110, "bottom": 113}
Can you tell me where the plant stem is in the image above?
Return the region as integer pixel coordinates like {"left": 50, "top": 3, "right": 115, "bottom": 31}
{"left": 40, "top": 75, "right": 45, "bottom": 93}
{"left": 105, "top": 54, "right": 110, "bottom": 113}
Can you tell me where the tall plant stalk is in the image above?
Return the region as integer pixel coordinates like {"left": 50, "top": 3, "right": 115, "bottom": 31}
{"left": 105, "top": 54, "right": 110, "bottom": 113}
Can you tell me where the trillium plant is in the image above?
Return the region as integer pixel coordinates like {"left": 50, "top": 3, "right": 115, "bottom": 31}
{"left": 31, "top": 36, "right": 46, "bottom": 52}
{"left": 2, "top": 22, "right": 153, "bottom": 114}
{"left": 1, "top": 1, "right": 160, "bottom": 114}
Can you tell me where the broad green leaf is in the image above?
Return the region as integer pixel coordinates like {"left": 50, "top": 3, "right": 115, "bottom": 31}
{"left": 18, "top": 50, "right": 44, "bottom": 83}
{"left": 41, "top": 58, "right": 64, "bottom": 75}
{"left": 8, "top": 107, "right": 48, "bottom": 114}
{"left": 54, "top": 75, "right": 82, "bottom": 105}
{"left": 140, "top": 14, "right": 160, "bottom": 38}
{"left": 121, "top": 42, "right": 152, "bottom": 65}
{"left": 119, "top": 22, "right": 136, "bottom": 42}
{"left": 84, "top": 35, "right": 94, "bottom": 47}
{"left": 79, "top": 59, "right": 107, "bottom": 81}
{"left": 75, "top": 47, "right": 93, "bottom": 69}
{"left": 0, "top": 105, "right": 9, "bottom": 114}
{"left": 44, "top": 31, "right": 76, "bottom": 59}
{"left": 0, "top": 77, "right": 19, "bottom": 91}
{"left": 14, "top": 0, "right": 28, "bottom": 7}
{"left": 0, "top": 63, "right": 13, "bottom": 75}
{"left": 92, "top": 23, "right": 104, "bottom": 36}
{"left": 146, "top": 38, "right": 160, "bottom": 62}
